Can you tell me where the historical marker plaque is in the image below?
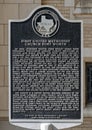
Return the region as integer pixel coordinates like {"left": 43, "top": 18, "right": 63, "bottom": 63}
{"left": 9, "top": 6, "right": 83, "bottom": 122}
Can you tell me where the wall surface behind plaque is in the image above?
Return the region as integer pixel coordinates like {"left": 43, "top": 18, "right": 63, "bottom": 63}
{"left": 0, "top": 0, "right": 41, "bottom": 118}
{"left": 0, "top": 0, "right": 92, "bottom": 130}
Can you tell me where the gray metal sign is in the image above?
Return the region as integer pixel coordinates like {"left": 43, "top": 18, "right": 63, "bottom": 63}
{"left": 9, "top": 5, "right": 83, "bottom": 128}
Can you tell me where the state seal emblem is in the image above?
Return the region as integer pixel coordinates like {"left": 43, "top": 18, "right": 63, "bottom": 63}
{"left": 32, "top": 9, "right": 60, "bottom": 37}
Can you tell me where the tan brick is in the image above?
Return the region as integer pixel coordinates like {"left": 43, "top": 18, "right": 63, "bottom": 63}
{"left": 4, "top": 0, "right": 33, "bottom": 3}
{"left": 84, "top": 24, "right": 92, "bottom": 47}
{"left": 4, "top": 24, "right": 8, "bottom": 45}
{"left": 0, "top": 25, "right": 4, "bottom": 44}
{"left": 4, "top": 4, "right": 18, "bottom": 23}
{"left": 19, "top": 4, "right": 40, "bottom": 19}
{"left": 0, "top": 66, "right": 4, "bottom": 86}
{"left": 64, "top": 128, "right": 72, "bottom": 130}
{"left": 64, "top": 0, "right": 74, "bottom": 7}
{"left": 0, "top": 4, "right": 3, "bottom": 24}
{"left": 65, "top": 128, "right": 73, "bottom": 130}
{"left": 0, "top": 110, "right": 8, "bottom": 117}
{"left": 0, "top": 0, "right": 3, "bottom": 3}
{"left": 34, "top": 0, "right": 41, "bottom": 4}
{"left": 84, "top": 117, "right": 92, "bottom": 121}
{"left": 43, "top": 3, "right": 57, "bottom": 7}
{"left": 83, "top": 128, "right": 92, "bottom": 130}
{"left": 0, "top": 87, "right": 8, "bottom": 110}
{"left": 72, "top": 128, "right": 82, "bottom": 130}
{"left": 42, "top": 0, "right": 63, "bottom": 4}
{"left": 0, "top": 4, "right": 18, "bottom": 24}
{"left": 84, "top": 57, "right": 92, "bottom": 62}
{"left": 0, "top": 46, "right": 8, "bottom": 65}
{"left": 5, "top": 66, "right": 8, "bottom": 86}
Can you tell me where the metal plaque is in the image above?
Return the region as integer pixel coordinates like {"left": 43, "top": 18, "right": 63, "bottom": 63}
{"left": 9, "top": 6, "right": 83, "bottom": 123}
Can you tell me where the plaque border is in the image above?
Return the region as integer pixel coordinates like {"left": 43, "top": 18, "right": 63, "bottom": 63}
{"left": 9, "top": 5, "right": 83, "bottom": 123}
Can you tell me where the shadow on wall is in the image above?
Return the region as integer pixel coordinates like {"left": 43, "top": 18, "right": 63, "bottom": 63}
{"left": 0, "top": 121, "right": 61, "bottom": 130}
{"left": 0, "top": 121, "right": 29, "bottom": 130}
{"left": 0, "top": 121, "right": 60, "bottom": 130}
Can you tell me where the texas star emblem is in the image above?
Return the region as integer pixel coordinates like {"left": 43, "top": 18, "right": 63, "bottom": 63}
{"left": 32, "top": 9, "right": 60, "bottom": 37}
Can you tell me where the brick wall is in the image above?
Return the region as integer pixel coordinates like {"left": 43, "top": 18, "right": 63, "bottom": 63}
{"left": 62, "top": 117, "right": 92, "bottom": 130}
{"left": 84, "top": 23, "right": 92, "bottom": 47}
{"left": 0, "top": 0, "right": 41, "bottom": 118}
{"left": 0, "top": 0, "right": 92, "bottom": 130}
{"left": 42, "top": 0, "right": 70, "bottom": 19}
